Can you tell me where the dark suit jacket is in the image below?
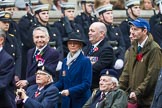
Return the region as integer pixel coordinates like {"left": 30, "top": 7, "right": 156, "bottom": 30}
{"left": 23, "top": 83, "right": 59, "bottom": 108}
{"left": 26, "top": 45, "right": 59, "bottom": 85}
{"left": 0, "top": 49, "right": 16, "bottom": 108}
{"left": 83, "top": 39, "right": 115, "bottom": 89}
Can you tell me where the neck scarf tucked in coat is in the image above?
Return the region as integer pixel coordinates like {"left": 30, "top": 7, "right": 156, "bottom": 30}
{"left": 66, "top": 49, "right": 82, "bottom": 68}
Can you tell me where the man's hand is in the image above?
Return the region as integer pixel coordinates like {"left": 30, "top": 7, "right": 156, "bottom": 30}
{"left": 16, "top": 80, "right": 28, "bottom": 88}
{"left": 60, "top": 89, "right": 69, "bottom": 96}
{"left": 14, "top": 75, "right": 20, "bottom": 82}
{"left": 16, "top": 88, "right": 27, "bottom": 100}
{"left": 129, "top": 92, "right": 137, "bottom": 101}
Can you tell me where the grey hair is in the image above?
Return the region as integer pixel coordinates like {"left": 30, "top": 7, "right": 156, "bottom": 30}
{"left": 111, "top": 76, "right": 119, "bottom": 87}
{"left": 33, "top": 26, "right": 49, "bottom": 37}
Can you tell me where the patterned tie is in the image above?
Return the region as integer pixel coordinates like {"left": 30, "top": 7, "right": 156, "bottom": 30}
{"left": 98, "top": 92, "right": 106, "bottom": 102}
{"left": 88, "top": 46, "right": 94, "bottom": 55}
{"left": 35, "top": 89, "right": 40, "bottom": 98}
{"left": 137, "top": 46, "right": 142, "bottom": 54}
{"left": 33, "top": 49, "right": 40, "bottom": 62}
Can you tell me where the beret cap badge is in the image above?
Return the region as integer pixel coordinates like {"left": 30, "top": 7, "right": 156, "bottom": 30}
{"left": 4, "top": 13, "right": 10, "bottom": 18}
{"left": 106, "top": 71, "right": 109, "bottom": 75}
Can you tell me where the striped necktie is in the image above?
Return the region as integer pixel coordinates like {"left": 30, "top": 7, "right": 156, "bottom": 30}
{"left": 33, "top": 49, "right": 40, "bottom": 62}
{"left": 88, "top": 46, "right": 94, "bottom": 55}
{"left": 98, "top": 92, "right": 106, "bottom": 102}
{"left": 35, "top": 89, "right": 41, "bottom": 98}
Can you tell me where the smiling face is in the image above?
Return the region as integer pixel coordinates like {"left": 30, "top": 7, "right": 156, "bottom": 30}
{"left": 88, "top": 22, "right": 105, "bottom": 44}
{"left": 99, "top": 76, "right": 115, "bottom": 92}
{"left": 33, "top": 29, "right": 49, "bottom": 49}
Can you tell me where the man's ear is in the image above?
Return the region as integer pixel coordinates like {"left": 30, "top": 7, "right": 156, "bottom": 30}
{"left": 142, "top": 28, "right": 147, "bottom": 34}
{"left": 0, "top": 37, "right": 4, "bottom": 45}
{"left": 35, "top": 14, "right": 39, "bottom": 19}
{"left": 127, "top": 8, "right": 131, "bottom": 14}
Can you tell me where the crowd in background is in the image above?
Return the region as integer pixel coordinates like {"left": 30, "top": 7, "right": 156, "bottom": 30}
{"left": 0, "top": 0, "right": 162, "bottom": 108}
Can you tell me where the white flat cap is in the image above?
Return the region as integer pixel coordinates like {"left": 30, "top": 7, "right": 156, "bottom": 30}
{"left": 96, "top": 4, "right": 113, "bottom": 15}
{"left": 0, "top": 0, "right": 15, "bottom": 8}
{"left": 32, "top": 4, "right": 49, "bottom": 13}
{"left": 125, "top": 0, "right": 140, "bottom": 9}
{"left": 155, "top": 0, "right": 162, "bottom": 5}
{"left": 60, "top": 2, "right": 76, "bottom": 9}
{"left": 15, "top": 0, "right": 39, "bottom": 9}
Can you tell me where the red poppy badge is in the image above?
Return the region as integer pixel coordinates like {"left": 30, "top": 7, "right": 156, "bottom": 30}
{"left": 136, "top": 53, "right": 143, "bottom": 62}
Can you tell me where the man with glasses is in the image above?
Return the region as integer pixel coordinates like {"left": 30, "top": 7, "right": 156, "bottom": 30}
{"left": 16, "top": 66, "right": 59, "bottom": 108}
{"left": 83, "top": 69, "right": 127, "bottom": 108}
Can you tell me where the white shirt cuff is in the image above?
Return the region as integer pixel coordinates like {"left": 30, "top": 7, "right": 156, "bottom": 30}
{"left": 23, "top": 96, "right": 29, "bottom": 103}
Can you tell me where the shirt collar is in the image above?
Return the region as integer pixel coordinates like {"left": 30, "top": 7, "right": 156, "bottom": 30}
{"left": 92, "top": 39, "right": 103, "bottom": 48}
{"left": 0, "top": 47, "right": 2, "bottom": 52}
{"left": 36, "top": 44, "right": 47, "bottom": 54}
{"left": 138, "top": 36, "right": 148, "bottom": 48}
{"left": 38, "top": 86, "right": 44, "bottom": 91}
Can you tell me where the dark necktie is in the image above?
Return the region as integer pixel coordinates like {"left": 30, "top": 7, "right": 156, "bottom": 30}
{"left": 98, "top": 92, "right": 106, "bottom": 102}
{"left": 88, "top": 46, "right": 94, "bottom": 55}
{"left": 137, "top": 46, "right": 142, "bottom": 54}
{"left": 33, "top": 49, "right": 40, "bottom": 62}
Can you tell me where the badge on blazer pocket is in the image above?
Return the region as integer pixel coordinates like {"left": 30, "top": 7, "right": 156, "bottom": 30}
{"left": 88, "top": 56, "right": 98, "bottom": 64}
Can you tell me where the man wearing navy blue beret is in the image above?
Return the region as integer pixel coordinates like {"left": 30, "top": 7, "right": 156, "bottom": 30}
{"left": 83, "top": 69, "right": 127, "bottom": 108}
{"left": 120, "top": 18, "right": 162, "bottom": 108}
{"left": 16, "top": 66, "right": 59, "bottom": 108}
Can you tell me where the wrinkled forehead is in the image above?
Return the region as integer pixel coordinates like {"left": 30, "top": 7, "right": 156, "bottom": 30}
{"left": 100, "top": 75, "right": 112, "bottom": 81}
{"left": 36, "top": 70, "right": 48, "bottom": 74}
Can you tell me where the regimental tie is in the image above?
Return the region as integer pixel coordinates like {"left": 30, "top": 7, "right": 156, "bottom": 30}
{"left": 35, "top": 89, "right": 41, "bottom": 98}
{"left": 33, "top": 49, "right": 40, "bottom": 62}
{"left": 88, "top": 45, "right": 94, "bottom": 55}
{"left": 98, "top": 92, "right": 106, "bottom": 102}
{"left": 137, "top": 46, "right": 142, "bottom": 54}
